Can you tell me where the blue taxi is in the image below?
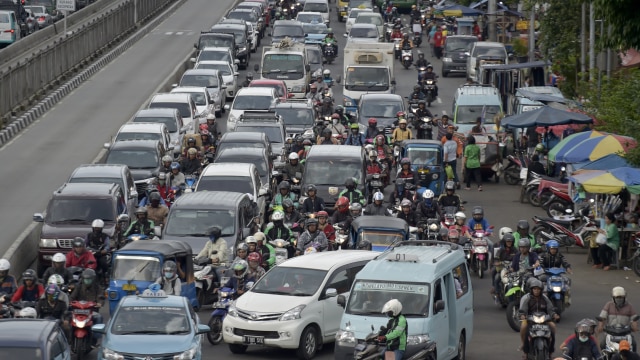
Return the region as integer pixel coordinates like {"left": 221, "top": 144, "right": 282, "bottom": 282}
{"left": 92, "top": 287, "right": 210, "bottom": 360}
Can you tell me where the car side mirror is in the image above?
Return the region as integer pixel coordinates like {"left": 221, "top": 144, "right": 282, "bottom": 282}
{"left": 305, "top": 64, "right": 311, "bottom": 72}
{"left": 337, "top": 294, "right": 346, "bottom": 307}
{"left": 343, "top": 33, "right": 348, "bottom": 38}
{"left": 103, "top": 142, "right": 111, "bottom": 149}
{"left": 33, "top": 213, "right": 44, "bottom": 222}
{"left": 434, "top": 299, "right": 445, "bottom": 313}
{"left": 189, "top": 57, "right": 196, "bottom": 63}
{"left": 171, "top": 84, "right": 178, "bottom": 88}
{"left": 224, "top": 104, "right": 230, "bottom": 110}
{"left": 391, "top": 78, "right": 396, "bottom": 85}
{"left": 325, "top": 288, "right": 338, "bottom": 298}
{"left": 196, "top": 324, "right": 211, "bottom": 334}
{"left": 193, "top": 43, "right": 198, "bottom": 49}
{"left": 92, "top": 324, "right": 106, "bottom": 334}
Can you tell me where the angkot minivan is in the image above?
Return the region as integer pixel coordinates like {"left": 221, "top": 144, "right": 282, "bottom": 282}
{"left": 0, "top": 10, "right": 21, "bottom": 46}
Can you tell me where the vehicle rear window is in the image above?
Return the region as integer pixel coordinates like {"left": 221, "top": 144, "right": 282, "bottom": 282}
{"left": 304, "top": 2, "right": 328, "bottom": 12}
{"left": 446, "top": 38, "right": 476, "bottom": 52}
{"left": 250, "top": 83, "right": 285, "bottom": 97}
{"left": 173, "top": 91, "right": 206, "bottom": 106}
{"left": 115, "top": 132, "right": 162, "bottom": 142}
{"left": 275, "top": 108, "right": 314, "bottom": 125}
{"left": 149, "top": 102, "right": 191, "bottom": 119}
{"left": 197, "top": 51, "right": 231, "bottom": 63}
{"left": 106, "top": 149, "right": 159, "bottom": 169}
{"left": 198, "top": 37, "right": 232, "bottom": 49}
{"left": 197, "top": 176, "right": 253, "bottom": 194}
{"left": 273, "top": 25, "right": 304, "bottom": 37}
{"left": 217, "top": 142, "right": 266, "bottom": 152}
{"left": 111, "top": 306, "right": 190, "bottom": 335}
{"left": 232, "top": 95, "right": 274, "bottom": 110}
{"left": 228, "top": 11, "right": 257, "bottom": 22}
{"left": 304, "top": 159, "right": 362, "bottom": 186}
{"left": 68, "top": 177, "right": 125, "bottom": 192}
{"left": 0, "top": 14, "right": 9, "bottom": 22}
{"left": 216, "top": 155, "right": 267, "bottom": 178}
{"left": 47, "top": 198, "right": 115, "bottom": 223}
{"left": 236, "top": 126, "right": 283, "bottom": 143}
{"left": 133, "top": 116, "right": 178, "bottom": 132}
{"left": 180, "top": 74, "right": 218, "bottom": 88}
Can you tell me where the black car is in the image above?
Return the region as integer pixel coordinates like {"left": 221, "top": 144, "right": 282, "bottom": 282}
{"left": 210, "top": 23, "right": 250, "bottom": 69}
{"left": 214, "top": 147, "right": 275, "bottom": 193}
{"left": 102, "top": 139, "right": 166, "bottom": 196}
{"left": 195, "top": 32, "right": 237, "bottom": 59}
{"left": 272, "top": 100, "right": 316, "bottom": 139}
{"left": 441, "top": 35, "right": 478, "bottom": 77}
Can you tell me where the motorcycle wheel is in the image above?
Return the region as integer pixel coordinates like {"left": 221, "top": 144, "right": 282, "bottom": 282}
{"left": 520, "top": 186, "right": 528, "bottom": 203}
{"left": 207, "top": 315, "right": 224, "bottom": 345}
{"left": 538, "top": 190, "right": 552, "bottom": 207}
{"left": 403, "top": 61, "right": 410, "bottom": 69}
{"left": 506, "top": 301, "right": 521, "bottom": 332}
{"left": 528, "top": 189, "right": 541, "bottom": 207}
{"left": 633, "top": 256, "right": 640, "bottom": 277}
{"left": 504, "top": 168, "right": 520, "bottom": 185}
{"left": 478, "top": 265, "right": 484, "bottom": 279}
{"left": 326, "top": 57, "right": 333, "bottom": 64}
{"left": 546, "top": 200, "right": 569, "bottom": 218}
{"left": 553, "top": 298, "right": 564, "bottom": 317}
{"left": 533, "top": 338, "right": 548, "bottom": 360}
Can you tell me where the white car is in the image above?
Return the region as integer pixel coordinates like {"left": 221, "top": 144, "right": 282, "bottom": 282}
{"left": 247, "top": 22, "right": 259, "bottom": 53}
{"left": 226, "top": 87, "right": 279, "bottom": 131}
{"left": 295, "top": 11, "right": 324, "bottom": 25}
{"left": 354, "top": 12, "right": 384, "bottom": 40}
{"left": 190, "top": 46, "right": 238, "bottom": 69}
{"left": 148, "top": 93, "right": 199, "bottom": 131}
{"left": 195, "top": 60, "right": 239, "bottom": 99}
{"left": 344, "top": 23, "right": 380, "bottom": 44}
{"left": 345, "top": 8, "right": 372, "bottom": 33}
{"left": 222, "top": 251, "right": 378, "bottom": 358}
{"left": 170, "top": 86, "right": 217, "bottom": 119}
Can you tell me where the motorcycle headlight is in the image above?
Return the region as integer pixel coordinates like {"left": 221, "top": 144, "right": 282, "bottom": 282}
{"left": 442, "top": 57, "right": 452, "bottom": 62}
{"left": 173, "top": 344, "right": 198, "bottom": 360}
{"left": 552, "top": 286, "right": 562, "bottom": 292}
{"left": 227, "top": 303, "right": 238, "bottom": 317}
{"left": 220, "top": 291, "right": 231, "bottom": 298}
{"left": 280, "top": 304, "right": 305, "bottom": 321}
{"left": 102, "top": 348, "right": 124, "bottom": 360}
{"left": 432, "top": 173, "right": 439, "bottom": 180}
{"left": 407, "top": 334, "right": 430, "bottom": 345}
{"left": 335, "top": 330, "right": 356, "bottom": 344}
{"left": 75, "top": 318, "right": 89, "bottom": 328}
{"left": 343, "top": 98, "right": 354, "bottom": 107}
{"left": 40, "top": 238, "right": 57, "bottom": 247}
{"left": 533, "top": 314, "right": 546, "bottom": 324}
{"left": 239, "top": 47, "right": 247, "bottom": 53}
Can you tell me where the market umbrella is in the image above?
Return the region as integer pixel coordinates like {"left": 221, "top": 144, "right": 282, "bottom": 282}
{"left": 573, "top": 154, "right": 632, "bottom": 171}
{"left": 551, "top": 135, "right": 634, "bottom": 163}
{"left": 569, "top": 168, "right": 640, "bottom": 194}
{"left": 440, "top": 4, "right": 484, "bottom": 16}
{"left": 547, "top": 131, "right": 604, "bottom": 160}
{"left": 501, "top": 106, "right": 593, "bottom": 129}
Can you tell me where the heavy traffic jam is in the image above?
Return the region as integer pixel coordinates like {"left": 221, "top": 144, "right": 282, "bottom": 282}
{"left": 0, "top": 0, "right": 639, "bottom": 360}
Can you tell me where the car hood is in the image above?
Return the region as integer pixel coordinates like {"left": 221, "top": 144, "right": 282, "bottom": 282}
{"left": 130, "top": 169, "right": 156, "bottom": 182}
{"left": 221, "top": 74, "right": 234, "bottom": 85}
{"left": 446, "top": 50, "right": 469, "bottom": 61}
{"left": 285, "top": 125, "right": 310, "bottom": 136}
{"left": 42, "top": 223, "right": 116, "bottom": 238}
{"left": 104, "top": 333, "right": 194, "bottom": 354}
{"left": 347, "top": 38, "right": 378, "bottom": 44}
{"left": 235, "top": 291, "right": 310, "bottom": 312}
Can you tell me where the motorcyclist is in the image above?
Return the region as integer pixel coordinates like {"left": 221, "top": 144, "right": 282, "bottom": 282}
{"left": 161, "top": 154, "right": 173, "bottom": 173}
{"left": 0, "top": 259, "right": 16, "bottom": 297}
{"left": 265, "top": 211, "right": 295, "bottom": 257}
{"left": 85, "top": 219, "right": 111, "bottom": 281}
{"left": 306, "top": 83, "right": 323, "bottom": 102}
{"left": 317, "top": 127, "right": 338, "bottom": 145}
{"left": 66, "top": 237, "right": 98, "bottom": 270}
{"left": 409, "top": 4, "right": 421, "bottom": 25}
{"left": 297, "top": 218, "right": 329, "bottom": 255}
{"left": 43, "top": 253, "right": 72, "bottom": 285}
{"left": 182, "top": 137, "right": 201, "bottom": 158}
{"left": 345, "top": 123, "right": 366, "bottom": 146}
{"left": 283, "top": 198, "right": 302, "bottom": 225}
{"left": 612, "top": 340, "right": 640, "bottom": 360}
{"left": 519, "top": 279, "right": 559, "bottom": 355}
{"left": 169, "top": 162, "right": 186, "bottom": 189}
{"left": 205, "top": 113, "right": 218, "bottom": 137}
{"left": 69, "top": 268, "right": 105, "bottom": 344}
{"left": 437, "top": 181, "right": 464, "bottom": 211}
{"left": 11, "top": 269, "right": 43, "bottom": 303}
{"left": 241, "top": 72, "right": 254, "bottom": 88}
{"left": 540, "top": 239, "right": 573, "bottom": 274}
{"left": 397, "top": 199, "right": 420, "bottom": 227}
{"left": 316, "top": 211, "right": 336, "bottom": 247}
{"left": 36, "top": 284, "right": 68, "bottom": 322}
{"left": 511, "top": 238, "right": 540, "bottom": 274}
{"left": 323, "top": 69, "right": 333, "bottom": 86}
{"left": 561, "top": 320, "right": 601, "bottom": 360}
{"left": 247, "top": 252, "right": 266, "bottom": 281}
{"left": 328, "top": 114, "right": 346, "bottom": 138}
{"left": 283, "top": 152, "right": 305, "bottom": 181}
{"left": 301, "top": 184, "right": 326, "bottom": 214}
{"left": 15, "top": 307, "right": 37, "bottom": 319}
{"left": 197, "top": 227, "right": 228, "bottom": 265}
{"left": 339, "top": 178, "right": 366, "bottom": 206}
{"left": 364, "top": 192, "right": 389, "bottom": 216}
{"left": 181, "top": 148, "right": 202, "bottom": 176}
{"left": 234, "top": 242, "right": 249, "bottom": 262}
{"left": 253, "top": 232, "right": 275, "bottom": 270}
{"left": 514, "top": 220, "right": 541, "bottom": 252}
{"left": 416, "top": 189, "right": 440, "bottom": 221}
{"left": 223, "top": 260, "right": 255, "bottom": 297}
{"left": 451, "top": 211, "right": 472, "bottom": 238}
{"left": 365, "top": 118, "right": 379, "bottom": 139}
{"left": 334, "top": 105, "right": 352, "bottom": 127}
{"left": 322, "top": 30, "right": 338, "bottom": 55}
{"left": 467, "top": 206, "right": 494, "bottom": 257}
{"left": 155, "top": 261, "right": 181, "bottom": 296}
{"left": 498, "top": 226, "right": 514, "bottom": 248}
{"left": 400, "top": 33, "right": 414, "bottom": 50}
{"left": 409, "top": 84, "right": 426, "bottom": 100}
{"left": 154, "top": 173, "right": 175, "bottom": 204}
{"left": 421, "top": 65, "right": 438, "bottom": 97}
{"left": 415, "top": 100, "right": 433, "bottom": 120}
{"left": 492, "top": 233, "right": 517, "bottom": 296}
{"left": 350, "top": 202, "right": 363, "bottom": 221}
{"left": 367, "top": 150, "right": 384, "bottom": 185}
{"left": 392, "top": 118, "right": 413, "bottom": 142}
{"left": 378, "top": 299, "right": 408, "bottom": 360}
{"left": 200, "top": 129, "right": 215, "bottom": 155}
{"left": 271, "top": 181, "right": 298, "bottom": 210}
{"left": 597, "top": 286, "right": 639, "bottom": 339}
{"left": 374, "top": 134, "right": 393, "bottom": 171}
{"left": 331, "top": 196, "right": 352, "bottom": 228}
{"left": 124, "top": 207, "right": 155, "bottom": 238}
{"left": 415, "top": 52, "right": 429, "bottom": 68}
{"left": 393, "top": 158, "right": 414, "bottom": 203}
{"left": 290, "top": 136, "right": 305, "bottom": 155}
{"left": 391, "top": 25, "right": 403, "bottom": 41}
{"left": 146, "top": 192, "right": 169, "bottom": 227}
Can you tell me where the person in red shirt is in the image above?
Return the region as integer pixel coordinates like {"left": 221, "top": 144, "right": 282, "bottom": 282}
{"left": 316, "top": 211, "right": 336, "bottom": 247}
{"left": 433, "top": 27, "right": 444, "bottom": 59}
{"left": 11, "top": 269, "right": 44, "bottom": 303}
{"left": 66, "top": 237, "right": 97, "bottom": 270}
{"left": 472, "top": 21, "right": 481, "bottom": 39}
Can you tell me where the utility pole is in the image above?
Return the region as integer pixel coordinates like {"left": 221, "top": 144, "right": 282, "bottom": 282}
{"left": 581, "top": 2, "right": 586, "bottom": 80}
{"left": 488, "top": 0, "right": 496, "bottom": 42}
{"left": 529, "top": 3, "right": 535, "bottom": 61}
{"left": 589, "top": 1, "right": 595, "bottom": 81}
{"left": 607, "top": 25, "right": 612, "bottom": 78}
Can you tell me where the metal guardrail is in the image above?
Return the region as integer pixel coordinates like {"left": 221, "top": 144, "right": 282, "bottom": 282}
{"left": 0, "top": 0, "right": 172, "bottom": 124}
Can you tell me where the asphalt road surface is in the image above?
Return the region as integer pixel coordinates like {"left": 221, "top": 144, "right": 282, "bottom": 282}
{"left": 2, "top": 1, "right": 637, "bottom": 359}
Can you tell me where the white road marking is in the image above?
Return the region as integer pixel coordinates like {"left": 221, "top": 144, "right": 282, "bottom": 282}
{"left": 165, "top": 31, "right": 173, "bottom": 35}
{"left": 176, "top": 32, "right": 184, "bottom": 35}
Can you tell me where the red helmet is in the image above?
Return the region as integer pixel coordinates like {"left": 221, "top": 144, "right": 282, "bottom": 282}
{"left": 247, "top": 252, "right": 261, "bottom": 263}
{"left": 376, "top": 134, "right": 385, "bottom": 143}
{"left": 368, "top": 118, "right": 377, "bottom": 125}
{"left": 317, "top": 210, "right": 329, "bottom": 218}
{"left": 199, "top": 124, "right": 208, "bottom": 132}
{"left": 331, "top": 113, "right": 340, "bottom": 119}
{"left": 396, "top": 111, "right": 406, "bottom": 118}
{"left": 336, "top": 196, "right": 350, "bottom": 213}
{"left": 200, "top": 129, "right": 210, "bottom": 136}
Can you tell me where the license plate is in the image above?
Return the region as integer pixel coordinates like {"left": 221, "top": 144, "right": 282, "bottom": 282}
{"left": 243, "top": 335, "right": 264, "bottom": 344}
{"left": 610, "top": 336, "right": 628, "bottom": 342}
{"left": 122, "top": 284, "right": 137, "bottom": 291}
{"left": 531, "top": 324, "right": 548, "bottom": 331}
{"left": 371, "top": 181, "right": 383, "bottom": 187}
{"left": 520, "top": 167, "right": 528, "bottom": 180}
{"left": 73, "top": 309, "right": 91, "bottom": 315}
{"left": 354, "top": 344, "right": 366, "bottom": 351}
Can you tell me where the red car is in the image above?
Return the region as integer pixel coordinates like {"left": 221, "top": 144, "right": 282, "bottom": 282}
{"left": 248, "top": 79, "right": 295, "bottom": 101}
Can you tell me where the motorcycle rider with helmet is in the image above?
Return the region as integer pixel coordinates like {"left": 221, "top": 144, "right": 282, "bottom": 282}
{"left": 312, "top": 73, "right": 327, "bottom": 94}
{"left": 560, "top": 319, "right": 601, "bottom": 360}
{"left": 364, "top": 192, "right": 389, "bottom": 216}
{"left": 124, "top": 207, "right": 155, "bottom": 238}
{"left": 205, "top": 112, "right": 218, "bottom": 138}
{"left": 182, "top": 137, "right": 201, "bottom": 158}
{"left": 409, "top": 4, "right": 421, "bottom": 25}
{"left": 43, "top": 253, "right": 72, "bottom": 285}
{"left": 539, "top": 239, "right": 573, "bottom": 275}
{"left": 283, "top": 198, "right": 302, "bottom": 225}
{"left": 317, "top": 127, "right": 338, "bottom": 145}
{"left": 253, "top": 232, "right": 275, "bottom": 270}
{"left": 70, "top": 268, "right": 105, "bottom": 344}
{"left": 339, "top": 178, "right": 366, "bottom": 206}
{"left": 11, "top": 269, "right": 43, "bottom": 303}
{"left": 597, "top": 287, "right": 638, "bottom": 346}
{"left": 391, "top": 24, "right": 403, "bottom": 41}
{"left": 241, "top": 72, "right": 254, "bottom": 88}
{"left": 36, "top": 284, "right": 68, "bottom": 323}
{"left": 414, "top": 100, "right": 434, "bottom": 138}
{"left": 498, "top": 226, "right": 514, "bottom": 248}
{"left": 301, "top": 184, "right": 326, "bottom": 214}
{"left": 297, "top": 218, "right": 329, "bottom": 255}
{"left": 329, "top": 113, "right": 347, "bottom": 138}
{"left": 511, "top": 238, "right": 540, "bottom": 274}
{"left": 197, "top": 227, "right": 228, "bottom": 265}
{"left": 155, "top": 261, "right": 181, "bottom": 296}
{"left": 0, "top": 259, "right": 17, "bottom": 297}
{"left": 416, "top": 189, "right": 441, "bottom": 221}
{"left": 397, "top": 199, "right": 421, "bottom": 227}
{"left": 334, "top": 105, "right": 351, "bottom": 127}
{"left": 491, "top": 233, "right": 517, "bottom": 296}
{"left": 146, "top": 192, "right": 169, "bottom": 227}
{"left": 223, "top": 260, "right": 255, "bottom": 298}
{"left": 345, "top": 123, "right": 366, "bottom": 146}
{"left": 247, "top": 252, "right": 266, "bottom": 281}
{"left": 169, "top": 162, "right": 186, "bottom": 189}
{"left": 415, "top": 52, "right": 429, "bottom": 68}
{"left": 181, "top": 148, "right": 202, "bottom": 176}
{"left": 367, "top": 149, "right": 385, "bottom": 186}
{"left": 306, "top": 83, "right": 323, "bottom": 102}
{"left": 271, "top": 181, "right": 298, "bottom": 211}
{"left": 234, "top": 243, "right": 249, "bottom": 262}
{"left": 392, "top": 158, "right": 414, "bottom": 204}
{"left": 66, "top": 237, "right": 98, "bottom": 270}
{"left": 451, "top": 211, "right": 472, "bottom": 238}
{"left": 283, "top": 152, "right": 305, "bottom": 182}
{"left": 322, "top": 30, "right": 338, "bottom": 56}
{"left": 378, "top": 299, "right": 408, "bottom": 360}
{"left": 467, "top": 206, "right": 492, "bottom": 234}
{"left": 374, "top": 133, "right": 393, "bottom": 167}
{"left": 154, "top": 173, "right": 174, "bottom": 204}
{"left": 514, "top": 219, "right": 541, "bottom": 252}
{"left": 45, "top": 275, "right": 69, "bottom": 307}
{"left": 161, "top": 154, "right": 173, "bottom": 173}
{"left": 85, "top": 219, "right": 111, "bottom": 283}
{"left": 420, "top": 65, "right": 438, "bottom": 97}
{"left": 519, "top": 279, "right": 559, "bottom": 355}
{"left": 437, "top": 180, "right": 463, "bottom": 210}
{"left": 365, "top": 118, "right": 379, "bottom": 139}
{"left": 392, "top": 118, "right": 413, "bottom": 142}
{"left": 409, "top": 84, "right": 426, "bottom": 100}
{"left": 399, "top": 33, "right": 414, "bottom": 50}
{"left": 265, "top": 211, "right": 295, "bottom": 257}
{"left": 316, "top": 211, "right": 336, "bottom": 244}
{"left": 323, "top": 69, "right": 333, "bottom": 85}
{"left": 332, "top": 196, "right": 353, "bottom": 228}
{"left": 350, "top": 202, "right": 363, "bottom": 220}
{"left": 290, "top": 136, "right": 305, "bottom": 155}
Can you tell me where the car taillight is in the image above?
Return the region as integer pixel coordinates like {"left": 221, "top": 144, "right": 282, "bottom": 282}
{"left": 39, "top": 16, "right": 46, "bottom": 21}
{"left": 4, "top": 29, "right": 14, "bottom": 33}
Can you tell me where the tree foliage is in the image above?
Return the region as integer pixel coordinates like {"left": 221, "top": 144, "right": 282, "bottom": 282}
{"left": 594, "top": 0, "right": 640, "bottom": 50}
{"left": 581, "top": 69, "right": 640, "bottom": 166}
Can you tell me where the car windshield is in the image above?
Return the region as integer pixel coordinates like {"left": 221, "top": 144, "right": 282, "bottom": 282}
{"left": 275, "top": 108, "right": 314, "bottom": 125}
{"left": 115, "top": 132, "right": 162, "bottom": 142}
{"left": 350, "top": 27, "right": 377, "bottom": 38}
{"left": 47, "top": 199, "right": 115, "bottom": 223}
{"left": 251, "top": 83, "right": 285, "bottom": 97}
{"left": 252, "top": 267, "right": 326, "bottom": 296}
{"left": 173, "top": 91, "right": 206, "bottom": 106}
{"left": 0, "top": 347, "right": 41, "bottom": 359}
{"left": 298, "top": 14, "right": 323, "bottom": 24}
{"left": 165, "top": 209, "right": 236, "bottom": 237}
{"left": 149, "top": 102, "right": 191, "bottom": 119}
{"left": 349, "top": 0, "right": 371, "bottom": 7}
{"left": 306, "top": 48, "right": 321, "bottom": 64}
{"left": 228, "top": 11, "right": 257, "bottom": 22}
{"left": 345, "top": 67, "right": 390, "bottom": 91}
{"left": 349, "top": 10, "right": 368, "bottom": 19}
{"left": 25, "top": 5, "right": 46, "bottom": 13}
{"left": 360, "top": 100, "right": 402, "bottom": 118}
{"left": 217, "top": 142, "right": 266, "bottom": 152}
{"left": 196, "top": 176, "right": 253, "bottom": 194}
{"left": 455, "top": 105, "right": 500, "bottom": 124}
{"left": 446, "top": 38, "right": 476, "bottom": 52}
{"left": 112, "top": 256, "right": 161, "bottom": 281}
{"left": 196, "top": 63, "right": 232, "bottom": 75}
{"left": 304, "top": 159, "right": 362, "bottom": 186}
{"left": 304, "top": 3, "right": 327, "bottom": 12}
{"left": 346, "top": 280, "right": 430, "bottom": 316}
{"left": 106, "top": 149, "right": 159, "bottom": 169}
{"left": 356, "top": 15, "right": 382, "bottom": 25}
{"left": 358, "top": 230, "right": 404, "bottom": 247}
{"left": 232, "top": 95, "right": 274, "bottom": 110}
{"left": 199, "top": 37, "right": 233, "bottom": 49}
{"left": 273, "top": 25, "right": 304, "bottom": 37}
{"left": 406, "top": 148, "right": 442, "bottom": 166}
{"left": 303, "top": 23, "right": 327, "bottom": 34}
{"left": 262, "top": 54, "right": 305, "bottom": 80}
{"left": 216, "top": 155, "right": 268, "bottom": 181}
{"left": 236, "top": 126, "right": 283, "bottom": 143}
{"left": 180, "top": 74, "right": 219, "bottom": 88}
{"left": 133, "top": 116, "right": 178, "bottom": 132}
{"left": 111, "top": 305, "right": 190, "bottom": 335}
{"left": 474, "top": 46, "right": 506, "bottom": 57}
{"left": 68, "top": 176, "right": 125, "bottom": 192}
{"left": 213, "top": 29, "right": 245, "bottom": 44}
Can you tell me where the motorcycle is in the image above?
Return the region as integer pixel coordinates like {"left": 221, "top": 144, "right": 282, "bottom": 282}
{"left": 413, "top": 31, "right": 422, "bottom": 47}
{"left": 322, "top": 43, "right": 336, "bottom": 64}
{"left": 67, "top": 266, "right": 85, "bottom": 294}
{"left": 423, "top": 79, "right": 436, "bottom": 106}
{"left": 470, "top": 231, "right": 490, "bottom": 278}
{"left": 184, "top": 175, "right": 197, "bottom": 193}
{"left": 504, "top": 151, "right": 528, "bottom": 186}
{"left": 524, "top": 312, "right": 553, "bottom": 360}
{"left": 419, "top": 218, "right": 441, "bottom": 240}
{"left": 332, "top": 224, "right": 349, "bottom": 250}
{"left": 401, "top": 47, "right": 413, "bottom": 69}
{"left": 630, "top": 236, "right": 640, "bottom": 277}
{"left": 597, "top": 315, "right": 640, "bottom": 360}
{"left": 531, "top": 206, "right": 596, "bottom": 248}
{"left": 354, "top": 325, "right": 386, "bottom": 360}
{"left": 393, "top": 177, "right": 416, "bottom": 204}
{"left": 393, "top": 38, "right": 401, "bottom": 59}
{"left": 545, "top": 267, "right": 570, "bottom": 315}
{"left": 194, "top": 256, "right": 231, "bottom": 308}
{"left": 505, "top": 270, "right": 527, "bottom": 332}
{"left": 366, "top": 173, "right": 385, "bottom": 202}
{"left": 492, "top": 260, "right": 512, "bottom": 308}
{"left": 542, "top": 187, "right": 572, "bottom": 218}
{"left": 384, "top": 23, "right": 393, "bottom": 42}
{"left": 70, "top": 300, "right": 99, "bottom": 359}
{"left": 269, "top": 238, "right": 291, "bottom": 265}
{"left": 207, "top": 287, "right": 236, "bottom": 345}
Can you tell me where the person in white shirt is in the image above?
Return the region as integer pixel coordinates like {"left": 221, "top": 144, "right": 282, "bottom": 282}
{"left": 443, "top": 132, "right": 459, "bottom": 187}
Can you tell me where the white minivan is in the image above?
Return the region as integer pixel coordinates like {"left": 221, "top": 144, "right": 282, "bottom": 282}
{"left": 0, "top": 10, "right": 21, "bottom": 46}
{"left": 222, "top": 251, "right": 377, "bottom": 359}
{"left": 302, "top": 0, "right": 330, "bottom": 25}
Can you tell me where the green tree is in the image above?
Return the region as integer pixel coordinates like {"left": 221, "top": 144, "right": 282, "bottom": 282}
{"left": 580, "top": 69, "right": 640, "bottom": 166}
{"left": 594, "top": 0, "right": 640, "bottom": 50}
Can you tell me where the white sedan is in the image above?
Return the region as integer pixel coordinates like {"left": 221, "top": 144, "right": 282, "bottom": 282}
{"left": 195, "top": 60, "right": 240, "bottom": 100}
{"left": 345, "top": 8, "right": 372, "bottom": 33}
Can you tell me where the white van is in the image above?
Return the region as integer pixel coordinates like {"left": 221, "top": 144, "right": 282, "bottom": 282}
{"left": 302, "top": 0, "right": 330, "bottom": 25}
{"left": 222, "top": 251, "right": 378, "bottom": 359}
{"left": 0, "top": 10, "right": 21, "bottom": 46}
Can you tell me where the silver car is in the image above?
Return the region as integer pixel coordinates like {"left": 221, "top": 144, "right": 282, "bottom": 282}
{"left": 194, "top": 60, "right": 239, "bottom": 99}
{"left": 25, "top": 5, "right": 52, "bottom": 28}
{"left": 175, "top": 69, "right": 227, "bottom": 117}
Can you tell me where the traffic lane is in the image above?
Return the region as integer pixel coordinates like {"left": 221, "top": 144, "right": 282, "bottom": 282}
{"left": 0, "top": 0, "right": 239, "bottom": 253}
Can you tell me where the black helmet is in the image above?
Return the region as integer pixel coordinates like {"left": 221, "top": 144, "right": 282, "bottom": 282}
{"left": 278, "top": 181, "right": 291, "bottom": 190}
{"left": 413, "top": 85, "right": 420, "bottom": 92}
{"left": 246, "top": 72, "right": 254, "bottom": 79}
{"left": 503, "top": 233, "right": 515, "bottom": 243}
{"left": 72, "top": 237, "right": 85, "bottom": 248}
{"left": 345, "top": 178, "right": 356, "bottom": 188}
{"left": 306, "top": 218, "right": 319, "bottom": 227}
{"left": 403, "top": 33, "right": 409, "bottom": 39}
{"left": 149, "top": 192, "right": 162, "bottom": 202}
{"left": 282, "top": 198, "right": 294, "bottom": 209}
{"left": 418, "top": 100, "right": 426, "bottom": 106}
{"left": 82, "top": 268, "right": 96, "bottom": 281}
{"left": 22, "top": 269, "right": 36, "bottom": 283}
{"left": 187, "top": 137, "right": 196, "bottom": 144}
{"left": 472, "top": 206, "right": 483, "bottom": 216}
{"left": 209, "top": 226, "right": 222, "bottom": 239}
{"left": 517, "top": 220, "right": 530, "bottom": 231}
{"left": 426, "top": 64, "right": 433, "bottom": 70}
{"left": 335, "top": 105, "right": 344, "bottom": 113}
{"left": 306, "top": 184, "right": 317, "bottom": 193}
{"left": 322, "top": 128, "right": 332, "bottom": 136}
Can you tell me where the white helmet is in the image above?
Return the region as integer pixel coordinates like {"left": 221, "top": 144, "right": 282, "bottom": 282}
{"left": 498, "top": 227, "right": 514, "bottom": 241}
{"left": 52, "top": 253, "right": 66, "bottom": 263}
{"left": 288, "top": 152, "right": 299, "bottom": 160}
{"left": 48, "top": 274, "right": 64, "bottom": 286}
{"left": 454, "top": 211, "right": 466, "bottom": 221}
{"left": 373, "top": 192, "right": 384, "bottom": 202}
{"left": 272, "top": 211, "right": 285, "bottom": 221}
{"left": 423, "top": 189, "right": 435, "bottom": 199}
{"left": 17, "top": 307, "right": 37, "bottom": 319}
{"left": 368, "top": 150, "right": 377, "bottom": 158}
{"left": 612, "top": 286, "right": 626, "bottom": 297}
{"left": 0, "top": 259, "right": 10, "bottom": 271}
{"left": 92, "top": 219, "right": 104, "bottom": 228}
{"left": 323, "top": 69, "right": 331, "bottom": 76}
{"left": 245, "top": 236, "right": 257, "bottom": 244}
{"left": 382, "top": 299, "right": 403, "bottom": 317}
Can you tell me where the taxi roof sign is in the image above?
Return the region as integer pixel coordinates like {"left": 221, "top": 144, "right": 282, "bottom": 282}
{"left": 139, "top": 284, "right": 168, "bottom": 298}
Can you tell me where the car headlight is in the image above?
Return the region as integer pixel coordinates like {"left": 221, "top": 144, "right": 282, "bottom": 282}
{"left": 335, "top": 329, "right": 356, "bottom": 344}
{"left": 173, "top": 344, "right": 198, "bottom": 360}
{"left": 291, "top": 85, "right": 304, "bottom": 92}
{"left": 280, "top": 304, "right": 305, "bottom": 321}
{"left": 40, "top": 238, "right": 57, "bottom": 247}
{"left": 229, "top": 114, "right": 238, "bottom": 123}
{"left": 303, "top": 129, "right": 314, "bottom": 137}
{"left": 442, "top": 57, "right": 452, "bottom": 62}
{"left": 432, "top": 173, "right": 439, "bottom": 180}
{"left": 552, "top": 286, "right": 562, "bottom": 292}
{"left": 102, "top": 348, "right": 124, "bottom": 360}
{"left": 227, "top": 303, "right": 238, "bottom": 317}
{"left": 407, "top": 334, "right": 431, "bottom": 345}
{"left": 343, "top": 97, "right": 353, "bottom": 107}
{"left": 225, "top": 80, "right": 233, "bottom": 86}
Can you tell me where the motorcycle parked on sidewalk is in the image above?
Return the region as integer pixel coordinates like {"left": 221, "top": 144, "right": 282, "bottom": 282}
{"left": 531, "top": 206, "right": 596, "bottom": 248}
{"left": 630, "top": 236, "right": 640, "bottom": 277}
{"left": 70, "top": 300, "right": 99, "bottom": 360}
{"left": 505, "top": 151, "right": 528, "bottom": 186}
{"left": 542, "top": 187, "right": 572, "bottom": 218}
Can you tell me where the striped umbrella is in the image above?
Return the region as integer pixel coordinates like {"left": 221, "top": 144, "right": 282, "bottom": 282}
{"left": 550, "top": 134, "right": 636, "bottom": 163}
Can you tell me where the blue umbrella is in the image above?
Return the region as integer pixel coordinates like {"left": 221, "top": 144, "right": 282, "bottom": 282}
{"left": 501, "top": 106, "right": 593, "bottom": 129}
{"left": 608, "top": 167, "right": 640, "bottom": 186}
{"left": 573, "top": 154, "right": 632, "bottom": 171}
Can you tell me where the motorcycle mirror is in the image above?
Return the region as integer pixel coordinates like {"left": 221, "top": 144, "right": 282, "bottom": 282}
{"left": 343, "top": 33, "right": 348, "bottom": 37}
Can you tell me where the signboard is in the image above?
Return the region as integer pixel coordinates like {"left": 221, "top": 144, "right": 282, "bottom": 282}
{"left": 516, "top": 20, "right": 540, "bottom": 31}
{"left": 57, "top": 0, "right": 76, "bottom": 12}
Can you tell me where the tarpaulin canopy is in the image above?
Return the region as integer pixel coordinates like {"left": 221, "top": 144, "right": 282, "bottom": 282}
{"left": 440, "top": 4, "right": 484, "bottom": 16}
{"left": 569, "top": 167, "right": 640, "bottom": 194}
{"left": 573, "top": 154, "right": 632, "bottom": 171}
{"left": 502, "top": 106, "right": 593, "bottom": 129}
